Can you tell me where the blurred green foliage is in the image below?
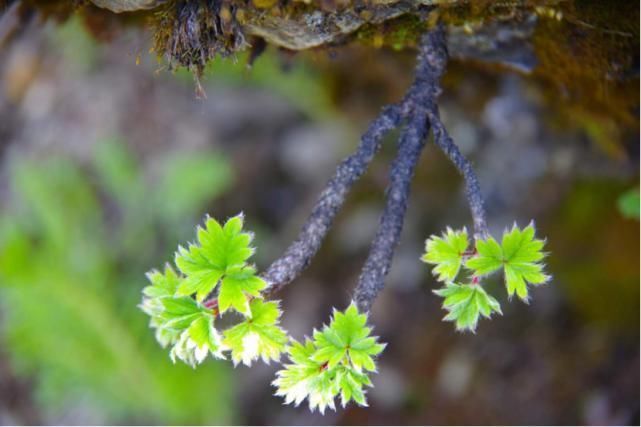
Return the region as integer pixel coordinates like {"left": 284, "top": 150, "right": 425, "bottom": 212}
{"left": 174, "top": 49, "right": 334, "bottom": 120}
{"left": 549, "top": 180, "right": 640, "bottom": 333}
{"left": 617, "top": 187, "right": 640, "bottom": 220}
{"left": 52, "top": 16, "right": 332, "bottom": 120}
{"left": 53, "top": 15, "right": 101, "bottom": 73}
{"left": 0, "top": 139, "right": 236, "bottom": 423}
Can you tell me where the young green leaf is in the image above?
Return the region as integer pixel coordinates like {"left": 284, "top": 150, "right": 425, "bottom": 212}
{"left": 273, "top": 339, "right": 338, "bottom": 414}
{"left": 218, "top": 266, "right": 266, "bottom": 316}
{"left": 158, "top": 296, "right": 208, "bottom": 330}
{"left": 140, "top": 265, "right": 205, "bottom": 347}
{"left": 223, "top": 299, "right": 288, "bottom": 366}
{"left": 170, "top": 313, "right": 224, "bottom": 368}
{"left": 464, "top": 236, "right": 503, "bottom": 275}
{"left": 500, "top": 223, "right": 550, "bottom": 300}
{"left": 434, "top": 283, "right": 502, "bottom": 332}
{"left": 311, "top": 303, "right": 385, "bottom": 373}
{"left": 335, "top": 365, "right": 370, "bottom": 407}
{"left": 466, "top": 223, "right": 549, "bottom": 301}
{"left": 421, "top": 227, "right": 469, "bottom": 282}
{"left": 174, "top": 214, "right": 255, "bottom": 301}
{"left": 142, "top": 264, "right": 181, "bottom": 298}
{"left": 273, "top": 303, "right": 385, "bottom": 412}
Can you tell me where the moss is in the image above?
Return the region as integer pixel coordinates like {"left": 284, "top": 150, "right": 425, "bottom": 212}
{"left": 354, "top": 14, "right": 430, "bottom": 51}
{"left": 531, "top": 0, "right": 639, "bottom": 155}
{"left": 12, "top": 0, "right": 639, "bottom": 146}
{"left": 151, "top": 0, "right": 247, "bottom": 76}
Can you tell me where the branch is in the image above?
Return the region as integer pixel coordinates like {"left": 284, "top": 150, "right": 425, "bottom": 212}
{"left": 428, "top": 107, "right": 489, "bottom": 239}
{"left": 263, "top": 25, "right": 489, "bottom": 311}
{"left": 353, "top": 111, "right": 429, "bottom": 313}
{"left": 262, "top": 104, "right": 402, "bottom": 292}
{"left": 353, "top": 27, "right": 448, "bottom": 312}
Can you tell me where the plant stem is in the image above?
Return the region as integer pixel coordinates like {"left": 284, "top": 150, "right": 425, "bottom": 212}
{"left": 263, "top": 25, "right": 490, "bottom": 312}
{"left": 428, "top": 107, "right": 489, "bottom": 239}
{"left": 353, "top": 27, "right": 449, "bottom": 312}
{"left": 262, "top": 104, "right": 402, "bottom": 292}
{"left": 353, "top": 111, "right": 429, "bottom": 313}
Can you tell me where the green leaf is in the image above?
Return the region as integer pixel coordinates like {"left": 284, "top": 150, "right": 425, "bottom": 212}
{"left": 218, "top": 266, "right": 266, "bottom": 316}
{"left": 465, "top": 236, "right": 503, "bottom": 275}
{"left": 140, "top": 264, "right": 217, "bottom": 352}
{"left": 272, "top": 339, "right": 338, "bottom": 414}
{"left": 274, "top": 303, "right": 385, "bottom": 412}
{"left": 174, "top": 214, "right": 255, "bottom": 301}
{"left": 434, "top": 283, "right": 502, "bottom": 332}
{"left": 174, "top": 263, "right": 223, "bottom": 303}
{"left": 617, "top": 187, "right": 640, "bottom": 220}
{"left": 311, "top": 304, "right": 384, "bottom": 374}
{"left": 336, "top": 366, "right": 368, "bottom": 407}
{"left": 500, "top": 224, "right": 549, "bottom": 300}
{"left": 199, "top": 215, "right": 254, "bottom": 270}
{"left": 142, "top": 213, "right": 281, "bottom": 370}
{"left": 142, "top": 264, "right": 181, "bottom": 298}
{"left": 421, "top": 227, "right": 469, "bottom": 282}
{"left": 466, "top": 223, "right": 549, "bottom": 301}
{"left": 222, "top": 299, "right": 288, "bottom": 366}
{"left": 158, "top": 297, "right": 207, "bottom": 330}
{"left": 169, "top": 321, "right": 224, "bottom": 368}
{"left": 186, "top": 314, "right": 225, "bottom": 359}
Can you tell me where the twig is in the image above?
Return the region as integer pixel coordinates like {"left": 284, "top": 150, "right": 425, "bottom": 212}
{"left": 353, "top": 111, "right": 429, "bottom": 313}
{"left": 262, "top": 104, "right": 402, "bottom": 291}
{"left": 428, "top": 107, "right": 489, "bottom": 239}
{"left": 353, "top": 27, "right": 448, "bottom": 312}
{"left": 263, "top": 25, "right": 490, "bottom": 312}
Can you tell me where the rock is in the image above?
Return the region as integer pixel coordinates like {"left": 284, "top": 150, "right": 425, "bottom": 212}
{"left": 89, "top": 0, "right": 167, "bottom": 13}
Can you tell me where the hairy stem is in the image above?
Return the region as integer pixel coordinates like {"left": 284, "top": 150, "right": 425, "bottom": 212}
{"left": 353, "top": 27, "right": 449, "bottom": 312}
{"left": 262, "top": 104, "right": 402, "bottom": 291}
{"left": 428, "top": 107, "right": 489, "bottom": 239}
{"left": 353, "top": 112, "right": 429, "bottom": 313}
{"left": 263, "top": 25, "right": 489, "bottom": 311}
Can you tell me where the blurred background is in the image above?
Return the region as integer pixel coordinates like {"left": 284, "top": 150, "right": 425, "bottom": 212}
{"left": 0, "top": 6, "right": 639, "bottom": 426}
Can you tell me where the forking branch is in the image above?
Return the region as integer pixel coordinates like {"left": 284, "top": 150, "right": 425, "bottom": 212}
{"left": 263, "top": 25, "right": 490, "bottom": 311}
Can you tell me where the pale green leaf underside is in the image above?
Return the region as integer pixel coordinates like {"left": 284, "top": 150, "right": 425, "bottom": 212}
{"left": 434, "top": 283, "right": 502, "bottom": 332}
{"left": 170, "top": 313, "right": 225, "bottom": 368}
{"left": 273, "top": 303, "right": 385, "bottom": 413}
{"left": 223, "top": 299, "right": 288, "bottom": 366}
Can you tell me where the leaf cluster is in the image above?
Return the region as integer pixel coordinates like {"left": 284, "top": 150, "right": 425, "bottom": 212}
{"left": 273, "top": 303, "right": 385, "bottom": 413}
{"left": 141, "top": 214, "right": 288, "bottom": 367}
{"left": 142, "top": 215, "right": 388, "bottom": 413}
{"left": 422, "top": 223, "right": 549, "bottom": 332}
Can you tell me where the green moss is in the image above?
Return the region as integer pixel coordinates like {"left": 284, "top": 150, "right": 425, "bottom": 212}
{"left": 531, "top": 0, "right": 639, "bottom": 154}
{"left": 354, "top": 14, "right": 429, "bottom": 51}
